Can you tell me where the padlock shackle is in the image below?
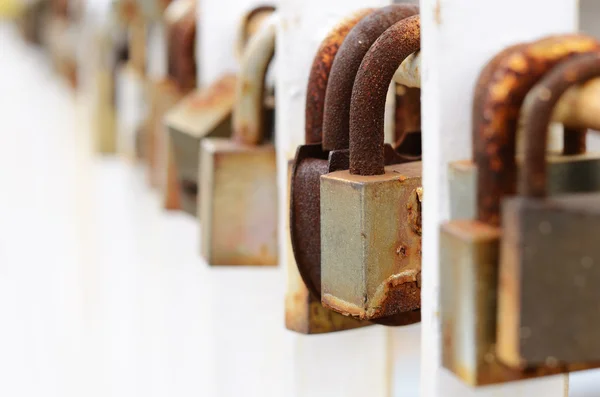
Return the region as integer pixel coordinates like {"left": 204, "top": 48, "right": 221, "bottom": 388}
{"left": 473, "top": 35, "right": 600, "bottom": 226}
{"left": 232, "top": 15, "right": 276, "bottom": 146}
{"left": 166, "top": 0, "right": 197, "bottom": 92}
{"left": 235, "top": 5, "right": 276, "bottom": 63}
{"left": 304, "top": 9, "right": 373, "bottom": 145}
{"left": 349, "top": 16, "right": 421, "bottom": 176}
{"left": 520, "top": 52, "right": 600, "bottom": 198}
{"left": 322, "top": 4, "right": 419, "bottom": 152}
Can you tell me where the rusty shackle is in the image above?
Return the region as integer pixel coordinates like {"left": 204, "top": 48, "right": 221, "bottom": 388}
{"left": 232, "top": 16, "right": 276, "bottom": 146}
{"left": 322, "top": 4, "right": 419, "bottom": 151}
{"left": 235, "top": 5, "right": 277, "bottom": 63}
{"left": 520, "top": 52, "right": 600, "bottom": 198}
{"left": 304, "top": 8, "right": 374, "bottom": 145}
{"left": 349, "top": 15, "right": 421, "bottom": 176}
{"left": 166, "top": 0, "right": 197, "bottom": 92}
{"left": 473, "top": 35, "right": 600, "bottom": 226}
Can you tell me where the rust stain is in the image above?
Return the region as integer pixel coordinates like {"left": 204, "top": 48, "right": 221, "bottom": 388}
{"left": 434, "top": 0, "right": 442, "bottom": 26}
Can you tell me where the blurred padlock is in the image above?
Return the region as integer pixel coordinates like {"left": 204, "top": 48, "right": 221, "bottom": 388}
{"left": 441, "top": 35, "right": 600, "bottom": 386}
{"left": 165, "top": 75, "right": 237, "bottom": 215}
{"left": 165, "top": 5, "right": 275, "bottom": 214}
{"left": 286, "top": 9, "right": 375, "bottom": 333}
{"left": 497, "top": 52, "right": 600, "bottom": 369}
{"left": 290, "top": 4, "right": 419, "bottom": 324}
{"left": 145, "top": 0, "right": 196, "bottom": 195}
{"left": 320, "top": 15, "right": 421, "bottom": 325}
{"left": 198, "top": 17, "right": 277, "bottom": 266}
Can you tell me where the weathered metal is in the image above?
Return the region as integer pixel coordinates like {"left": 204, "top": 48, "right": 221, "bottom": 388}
{"left": 166, "top": 74, "right": 237, "bottom": 215}
{"left": 166, "top": 0, "right": 197, "bottom": 92}
{"left": 199, "top": 19, "right": 277, "bottom": 266}
{"left": 473, "top": 34, "right": 600, "bottom": 227}
{"left": 322, "top": 4, "right": 419, "bottom": 151}
{"left": 497, "top": 52, "right": 600, "bottom": 368}
{"left": 320, "top": 15, "right": 422, "bottom": 325}
{"left": 289, "top": 9, "right": 373, "bottom": 300}
{"left": 441, "top": 35, "right": 600, "bottom": 386}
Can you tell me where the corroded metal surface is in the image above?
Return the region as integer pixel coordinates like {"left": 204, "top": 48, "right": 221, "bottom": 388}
{"left": 232, "top": 18, "right": 276, "bottom": 145}
{"left": 473, "top": 34, "right": 600, "bottom": 226}
{"left": 497, "top": 53, "right": 600, "bottom": 368}
{"left": 305, "top": 8, "right": 373, "bottom": 145}
{"left": 166, "top": 0, "right": 197, "bottom": 92}
{"left": 322, "top": 4, "right": 419, "bottom": 151}
{"left": 349, "top": 15, "right": 420, "bottom": 176}
{"left": 321, "top": 162, "right": 422, "bottom": 321}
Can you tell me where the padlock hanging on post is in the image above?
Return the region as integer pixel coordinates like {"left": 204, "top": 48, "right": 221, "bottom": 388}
{"left": 198, "top": 15, "right": 278, "bottom": 267}
{"left": 289, "top": 4, "right": 421, "bottom": 329}
{"left": 441, "top": 34, "right": 600, "bottom": 387}
{"left": 166, "top": 5, "right": 275, "bottom": 216}
{"left": 320, "top": 14, "right": 423, "bottom": 326}
{"left": 497, "top": 52, "right": 600, "bottom": 370}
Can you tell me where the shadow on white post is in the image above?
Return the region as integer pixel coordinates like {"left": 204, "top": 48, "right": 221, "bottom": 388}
{"left": 420, "top": 0, "right": 577, "bottom": 396}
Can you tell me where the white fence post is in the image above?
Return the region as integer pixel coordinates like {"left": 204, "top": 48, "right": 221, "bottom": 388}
{"left": 420, "top": 0, "right": 577, "bottom": 396}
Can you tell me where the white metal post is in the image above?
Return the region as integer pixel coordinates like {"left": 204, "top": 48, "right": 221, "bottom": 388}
{"left": 420, "top": 0, "right": 577, "bottom": 396}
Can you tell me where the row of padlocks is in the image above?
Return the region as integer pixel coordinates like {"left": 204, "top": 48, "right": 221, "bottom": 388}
{"left": 15, "top": 0, "right": 600, "bottom": 389}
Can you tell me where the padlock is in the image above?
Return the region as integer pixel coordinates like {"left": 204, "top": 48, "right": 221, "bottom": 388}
{"left": 440, "top": 35, "right": 600, "bottom": 386}
{"left": 286, "top": 9, "right": 374, "bottom": 334}
{"left": 320, "top": 15, "right": 421, "bottom": 324}
{"left": 290, "top": 4, "right": 419, "bottom": 320}
{"left": 198, "top": 16, "right": 277, "bottom": 266}
{"left": 165, "top": 75, "right": 237, "bottom": 215}
{"left": 145, "top": 0, "right": 196, "bottom": 198}
{"left": 497, "top": 52, "right": 600, "bottom": 369}
{"left": 235, "top": 5, "right": 276, "bottom": 62}
{"left": 165, "top": 6, "right": 275, "bottom": 215}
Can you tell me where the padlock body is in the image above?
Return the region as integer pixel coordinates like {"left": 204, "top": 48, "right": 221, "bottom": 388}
{"left": 440, "top": 220, "right": 502, "bottom": 385}
{"left": 498, "top": 192, "right": 600, "bottom": 368}
{"left": 166, "top": 76, "right": 237, "bottom": 216}
{"left": 320, "top": 161, "right": 422, "bottom": 320}
{"left": 199, "top": 138, "right": 277, "bottom": 266}
{"left": 449, "top": 153, "right": 600, "bottom": 220}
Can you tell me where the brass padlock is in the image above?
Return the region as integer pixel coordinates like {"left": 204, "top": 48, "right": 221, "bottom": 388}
{"left": 165, "top": 75, "right": 237, "bottom": 215}
{"left": 286, "top": 8, "right": 374, "bottom": 334}
{"left": 290, "top": 3, "right": 419, "bottom": 318}
{"left": 320, "top": 15, "right": 421, "bottom": 324}
{"left": 497, "top": 52, "right": 600, "bottom": 369}
{"left": 441, "top": 35, "right": 600, "bottom": 386}
{"left": 198, "top": 17, "right": 277, "bottom": 266}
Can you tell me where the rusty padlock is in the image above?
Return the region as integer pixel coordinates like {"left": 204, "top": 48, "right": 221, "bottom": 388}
{"left": 441, "top": 35, "right": 600, "bottom": 386}
{"left": 320, "top": 15, "right": 422, "bottom": 324}
{"left": 290, "top": 3, "right": 419, "bottom": 314}
{"left": 497, "top": 52, "right": 600, "bottom": 369}
{"left": 166, "top": 5, "right": 275, "bottom": 215}
{"left": 145, "top": 0, "right": 196, "bottom": 205}
{"left": 286, "top": 9, "right": 375, "bottom": 334}
{"left": 198, "top": 17, "right": 277, "bottom": 266}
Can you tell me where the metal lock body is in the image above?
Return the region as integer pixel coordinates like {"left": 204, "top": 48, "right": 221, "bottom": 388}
{"left": 441, "top": 34, "right": 600, "bottom": 386}
{"left": 290, "top": 4, "right": 419, "bottom": 312}
{"left": 321, "top": 15, "right": 422, "bottom": 324}
{"left": 497, "top": 53, "right": 600, "bottom": 369}
{"left": 285, "top": 10, "right": 376, "bottom": 333}
{"left": 166, "top": 75, "right": 236, "bottom": 215}
{"left": 198, "top": 18, "right": 277, "bottom": 266}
